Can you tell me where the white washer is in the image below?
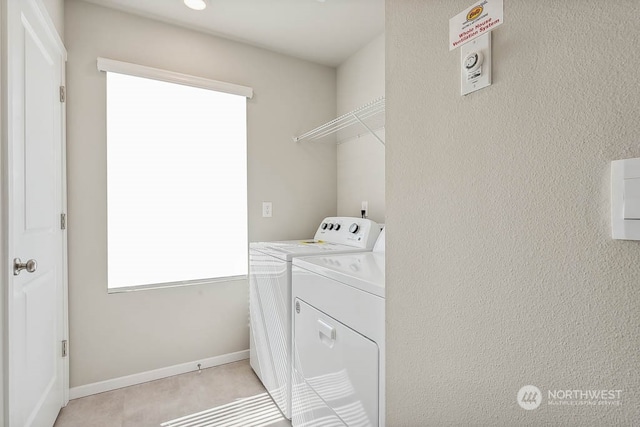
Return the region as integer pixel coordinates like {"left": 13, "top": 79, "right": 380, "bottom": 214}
{"left": 250, "top": 217, "right": 381, "bottom": 419}
{"left": 291, "top": 229, "right": 385, "bottom": 427}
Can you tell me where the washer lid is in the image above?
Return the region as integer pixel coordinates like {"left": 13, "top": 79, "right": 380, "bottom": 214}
{"left": 250, "top": 240, "right": 372, "bottom": 261}
{"left": 293, "top": 251, "right": 385, "bottom": 298}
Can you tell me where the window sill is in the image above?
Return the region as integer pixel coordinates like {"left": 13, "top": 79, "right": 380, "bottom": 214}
{"left": 107, "top": 275, "right": 247, "bottom": 294}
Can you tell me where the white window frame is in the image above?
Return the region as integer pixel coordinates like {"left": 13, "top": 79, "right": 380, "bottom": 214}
{"left": 98, "top": 58, "right": 253, "bottom": 293}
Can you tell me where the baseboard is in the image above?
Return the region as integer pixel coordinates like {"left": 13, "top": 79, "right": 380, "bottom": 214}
{"left": 69, "top": 349, "right": 249, "bottom": 400}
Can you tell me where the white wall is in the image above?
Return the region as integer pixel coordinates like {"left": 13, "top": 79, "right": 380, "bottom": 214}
{"left": 387, "top": 1, "right": 640, "bottom": 425}
{"left": 336, "top": 33, "right": 385, "bottom": 223}
{"left": 65, "top": 0, "right": 336, "bottom": 388}
{"left": 40, "top": 0, "right": 63, "bottom": 39}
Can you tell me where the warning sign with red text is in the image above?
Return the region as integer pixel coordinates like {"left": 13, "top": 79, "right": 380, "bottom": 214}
{"left": 449, "top": 0, "right": 503, "bottom": 50}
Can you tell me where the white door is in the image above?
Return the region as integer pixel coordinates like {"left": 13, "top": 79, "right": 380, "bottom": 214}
{"left": 6, "top": 0, "right": 67, "bottom": 425}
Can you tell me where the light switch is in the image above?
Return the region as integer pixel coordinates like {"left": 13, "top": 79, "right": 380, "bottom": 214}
{"left": 611, "top": 158, "right": 640, "bottom": 239}
{"left": 623, "top": 178, "right": 640, "bottom": 219}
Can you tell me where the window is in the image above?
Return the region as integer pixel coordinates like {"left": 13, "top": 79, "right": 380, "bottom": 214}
{"left": 101, "top": 59, "right": 252, "bottom": 291}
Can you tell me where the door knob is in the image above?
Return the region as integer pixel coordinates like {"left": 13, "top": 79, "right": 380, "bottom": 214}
{"left": 14, "top": 258, "right": 37, "bottom": 275}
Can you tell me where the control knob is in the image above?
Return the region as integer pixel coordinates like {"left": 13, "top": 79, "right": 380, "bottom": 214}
{"left": 328, "top": 223, "right": 334, "bottom": 230}
{"left": 349, "top": 223, "right": 360, "bottom": 234}
{"left": 334, "top": 224, "right": 341, "bottom": 231}
{"left": 321, "top": 223, "right": 328, "bottom": 230}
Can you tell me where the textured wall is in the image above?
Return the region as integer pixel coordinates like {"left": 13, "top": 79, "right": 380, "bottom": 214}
{"left": 65, "top": 0, "right": 336, "bottom": 387}
{"left": 337, "top": 33, "right": 385, "bottom": 223}
{"left": 387, "top": 1, "right": 640, "bottom": 425}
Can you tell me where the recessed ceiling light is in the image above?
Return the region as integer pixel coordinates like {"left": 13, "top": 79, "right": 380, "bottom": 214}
{"left": 184, "top": 0, "right": 206, "bottom": 11}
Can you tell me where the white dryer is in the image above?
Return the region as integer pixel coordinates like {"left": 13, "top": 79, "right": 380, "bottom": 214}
{"left": 250, "top": 217, "right": 381, "bottom": 419}
{"left": 291, "top": 229, "right": 385, "bottom": 427}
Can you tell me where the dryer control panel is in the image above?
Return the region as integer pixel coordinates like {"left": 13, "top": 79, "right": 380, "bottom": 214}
{"left": 314, "top": 217, "right": 381, "bottom": 249}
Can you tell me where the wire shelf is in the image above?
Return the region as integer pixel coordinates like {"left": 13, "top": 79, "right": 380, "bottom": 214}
{"left": 293, "top": 97, "right": 385, "bottom": 146}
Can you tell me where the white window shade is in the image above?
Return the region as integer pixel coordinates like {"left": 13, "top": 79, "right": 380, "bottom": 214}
{"left": 105, "top": 69, "right": 248, "bottom": 290}
{"left": 98, "top": 57, "right": 253, "bottom": 99}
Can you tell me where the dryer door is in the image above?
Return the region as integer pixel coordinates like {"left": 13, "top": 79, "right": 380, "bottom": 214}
{"left": 293, "top": 298, "right": 379, "bottom": 426}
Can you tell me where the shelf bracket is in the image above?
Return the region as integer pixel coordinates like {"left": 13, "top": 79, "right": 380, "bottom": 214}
{"left": 352, "top": 112, "right": 384, "bottom": 146}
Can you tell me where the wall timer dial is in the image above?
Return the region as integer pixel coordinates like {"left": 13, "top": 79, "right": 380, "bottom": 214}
{"left": 463, "top": 51, "right": 483, "bottom": 78}
{"left": 460, "top": 32, "right": 491, "bottom": 96}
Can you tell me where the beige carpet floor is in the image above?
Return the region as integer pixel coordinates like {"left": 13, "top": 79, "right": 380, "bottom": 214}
{"left": 54, "top": 360, "right": 291, "bottom": 427}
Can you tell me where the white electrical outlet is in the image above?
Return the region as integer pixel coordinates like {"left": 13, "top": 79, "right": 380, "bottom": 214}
{"left": 262, "top": 202, "right": 272, "bottom": 218}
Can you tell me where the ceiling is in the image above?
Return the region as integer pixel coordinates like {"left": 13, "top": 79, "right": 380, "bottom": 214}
{"left": 81, "top": 0, "right": 385, "bottom": 67}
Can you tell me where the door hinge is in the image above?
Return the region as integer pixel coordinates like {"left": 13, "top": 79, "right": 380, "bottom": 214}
{"left": 60, "top": 213, "right": 66, "bottom": 230}
{"left": 62, "top": 340, "right": 68, "bottom": 358}
{"left": 59, "top": 85, "right": 66, "bottom": 103}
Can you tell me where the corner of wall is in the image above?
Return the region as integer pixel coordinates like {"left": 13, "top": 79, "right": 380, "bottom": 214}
{"left": 336, "top": 32, "right": 386, "bottom": 223}
{"left": 40, "top": 0, "right": 64, "bottom": 40}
